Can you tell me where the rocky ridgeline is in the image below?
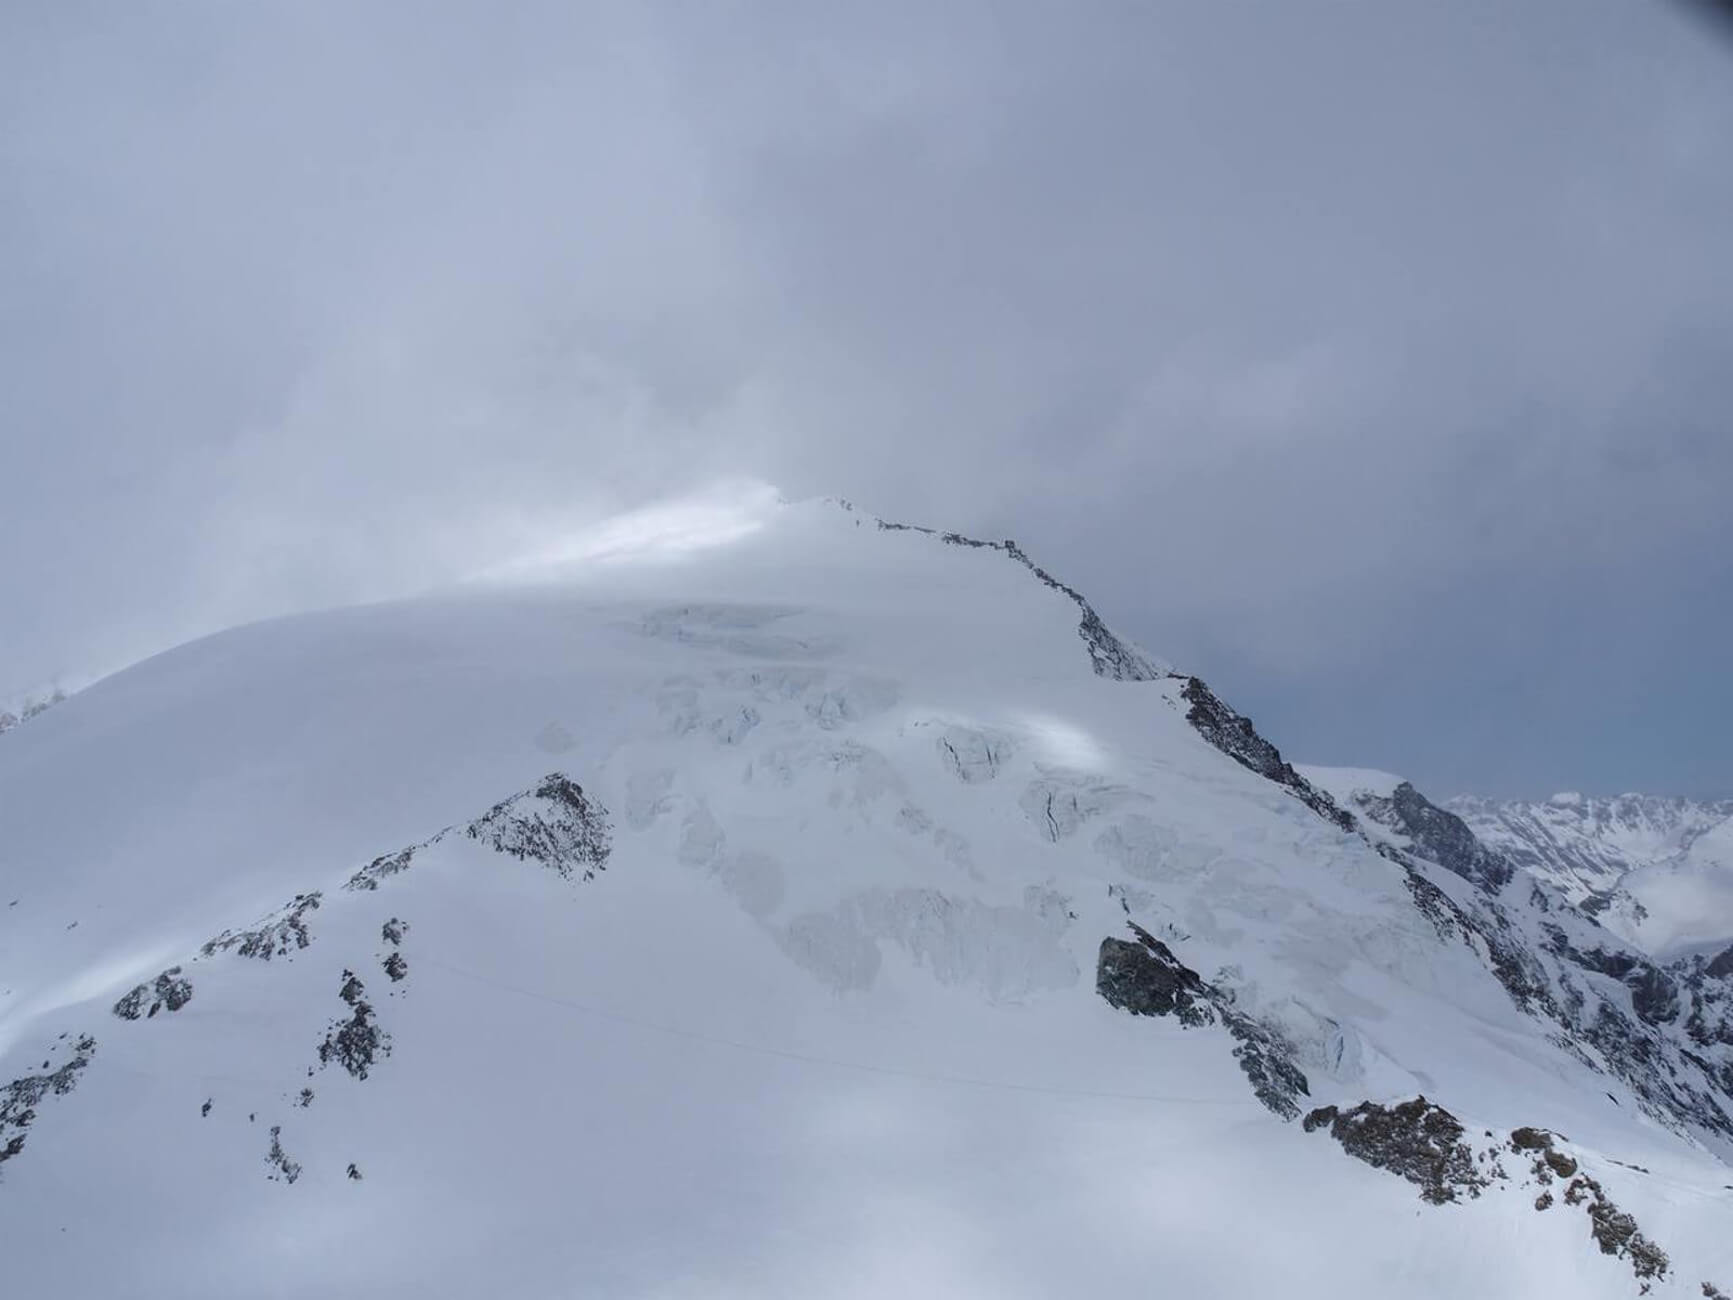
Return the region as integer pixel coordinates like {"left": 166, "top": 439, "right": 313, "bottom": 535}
{"left": 0, "top": 689, "right": 67, "bottom": 738}
{"left": 1302, "top": 1097, "right": 1486, "bottom": 1205}
{"left": 1206, "top": 716, "right": 1733, "bottom": 1152}
{"left": 2, "top": 774, "right": 612, "bottom": 1189}
{"left": 347, "top": 773, "right": 612, "bottom": 891}
{"left": 867, "top": 513, "right": 1167, "bottom": 683}
{"left": 112, "top": 967, "right": 194, "bottom": 1020}
{"left": 1349, "top": 781, "right": 1514, "bottom": 891}
{"left": 346, "top": 846, "right": 417, "bottom": 893}
{"left": 201, "top": 892, "right": 321, "bottom": 960}
{"left": 463, "top": 774, "right": 612, "bottom": 881}
{"left": 1329, "top": 780, "right": 1733, "bottom": 1143}
{"left": 877, "top": 498, "right": 1733, "bottom": 1156}
{"left": 0, "top": 1035, "right": 95, "bottom": 1173}
{"left": 1176, "top": 677, "right": 1358, "bottom": 831}
{"left": 1302, "top": 1102, "right": 1680, "bottom": 1291}
{"left": 1097, "top": 924, "right": 1309, "bottom": 1119}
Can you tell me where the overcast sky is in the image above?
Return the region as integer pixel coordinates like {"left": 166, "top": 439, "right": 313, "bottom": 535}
{"left": 3, "top": 1, "right": 1730, "bottom": 799}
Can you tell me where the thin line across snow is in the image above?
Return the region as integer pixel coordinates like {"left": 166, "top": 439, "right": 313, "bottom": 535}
{"left": 422, "top": 956, "right": 1257, "bottom": 1107}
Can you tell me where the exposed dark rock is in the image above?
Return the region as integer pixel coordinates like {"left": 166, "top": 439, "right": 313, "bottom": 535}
{"left": 112, "top": 967, "right": 194, "bottom": 1020}
{"left": 1509, "top": 1126, "right": 1556, "bottom": 1151}
{"left": 346, "top": 846, "right": 417, "bottom": 892}
{"left": 1510, "top": 1128, "right": 1584, "bottom": 1182}
{"left": 1220, "top": 1010, "right": 1311, "bottom": 1120}
{"left": 1301, "top": 1106, "right": 1337, "bottom": 1133}
{"left": 317, "top": 970, "right": 390, "bottom": 1081}
{"left": 1394, "top": 857, "right": 1561, "bottom": 1021}
{"left": 1000, "top": 539, "right": 1166, "bottom": 682}
{"left": 202, "top": 893, "right": 321, "bottom": 960}
{"left": 870, "top": 502, "right": 1733, "bottom": 1158}
{"left": 339, "top": 971, "right": 364, "bottom": 1006}
{"left": 465, "top": 774, "right": 612, "bottom": 881}
{"left": 1354, "top": 782, "right": 1514, "bottom": 892}
{"left": 265, "top": 1126, "right": 301, "bottom": 1184}
{"left": 1675, "top": 951, "right": 1733, "bottom": 1055}
{"left": 1542, "top": 928, "right": 1680, "bottom": 1027}
{"left": 1303, "top": 1097, "right": 1486, "bottom": 1205}
{"left": 382, "top": 952, "right": 408, "bottom": 983}
{"left": 1382, "top": 842, "right": 1733, "bottom": 1148}
{"left": 381, "top": 917, "right": 408, "bottom": 946}
{"left": 1177, "top": 678, "right": 1356, "bottom": 832}
{"left": 1704, "top": 1283, "right": 1730, "bottom": 1299}
{"left": 0, "top": 1035, "right": 95, "bottom": 1174}
{"left": 1707, "top": 947, "right": 1733, "bottom": 981}
{"left": 1097, "top": 926, "right": 1308, "bottom": 1118}
{"left": 201, "top": 1099, "right": 212, "bottom": 1118}
{"left": 1504, "top": 1130, "right": 1675, "bottom": 1286}
{"left": 867, "top": 504, "right": 1733, "bottom": 1152}
{"left": 1096, "top": 933, "right": 1212, "bottom": 1027}
{"left": 296, "top": 1087, "right": 314, "bottom": 1108}
{"left": 1564, "top": 1174, "right": 1669, "bottom": 1282}
{"left": 1627, "top": 967, "right": 1681, "bottom": 1026}
{"left": 346, "top": 1162, "right": 363, "bottom": 1181}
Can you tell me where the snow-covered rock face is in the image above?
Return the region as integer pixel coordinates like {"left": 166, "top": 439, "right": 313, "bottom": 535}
{"left": 2, "top": 498, "right": 1731, "bottom": 1299}
{"left": 0, "top": 688, "right": 66, "bottom": 737}
{"left": 1450, "top": 793, "right": 1733, "bottom": 958}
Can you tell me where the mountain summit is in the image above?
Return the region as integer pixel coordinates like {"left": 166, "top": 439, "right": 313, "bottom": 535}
{"left": 2, "top": 498, "right": 1730, "bottom": 1298}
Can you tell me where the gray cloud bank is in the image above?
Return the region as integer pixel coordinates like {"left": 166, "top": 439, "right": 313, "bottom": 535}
{"left": 2, "top": 1, "right": 1730, "bottom": 797}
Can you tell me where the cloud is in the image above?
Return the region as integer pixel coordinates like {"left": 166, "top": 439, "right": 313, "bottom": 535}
{"left": 2, "top": 0, "right": 1729, "bottom": 795}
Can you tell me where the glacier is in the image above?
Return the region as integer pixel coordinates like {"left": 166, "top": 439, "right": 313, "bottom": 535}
{"left": 2, "top": 496, "right": 1730, "bottom": 1298}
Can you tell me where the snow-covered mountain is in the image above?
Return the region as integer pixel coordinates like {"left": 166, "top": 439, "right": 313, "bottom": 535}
{"left": 1450, "top": 793, "right": 1733, "bottom": 959}
{"left": 3, "top": 496, "right": 1732, "bottom": 1299}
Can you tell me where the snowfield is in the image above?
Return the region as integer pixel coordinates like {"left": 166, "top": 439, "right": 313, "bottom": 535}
{"left": 2, "top": 496, "right": 1730, "bottom": 1298}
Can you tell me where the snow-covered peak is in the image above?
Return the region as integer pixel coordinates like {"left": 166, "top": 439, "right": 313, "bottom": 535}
{"left": 3, "top": 504, "right": 1731, "bottom": 1297}
{"left": 1297, "top": 765, "right": 1406, "bottom": 801}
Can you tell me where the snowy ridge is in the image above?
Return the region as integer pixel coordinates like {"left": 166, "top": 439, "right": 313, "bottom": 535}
{"left": 859, "top": 504, "right": 1171, "bottom": 682}
{"left": 2, "top": 497, "right": 1731, "bottom": 1297}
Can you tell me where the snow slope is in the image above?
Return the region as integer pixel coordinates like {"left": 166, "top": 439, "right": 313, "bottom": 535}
{"left": 1451, "top": 792, "right": 1733, "bottom": 958}
{"left": 3, "top": 496, "right": 1731, "bottom": 1299}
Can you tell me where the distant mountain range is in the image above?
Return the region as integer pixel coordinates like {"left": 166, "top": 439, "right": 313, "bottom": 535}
{"left": 1450, "top": 792, "right": 1733, "bottom": 959}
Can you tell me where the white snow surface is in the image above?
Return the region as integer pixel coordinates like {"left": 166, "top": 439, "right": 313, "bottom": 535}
{"left": 2, "top": 498, "right": 1730, "bottom": 1298}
